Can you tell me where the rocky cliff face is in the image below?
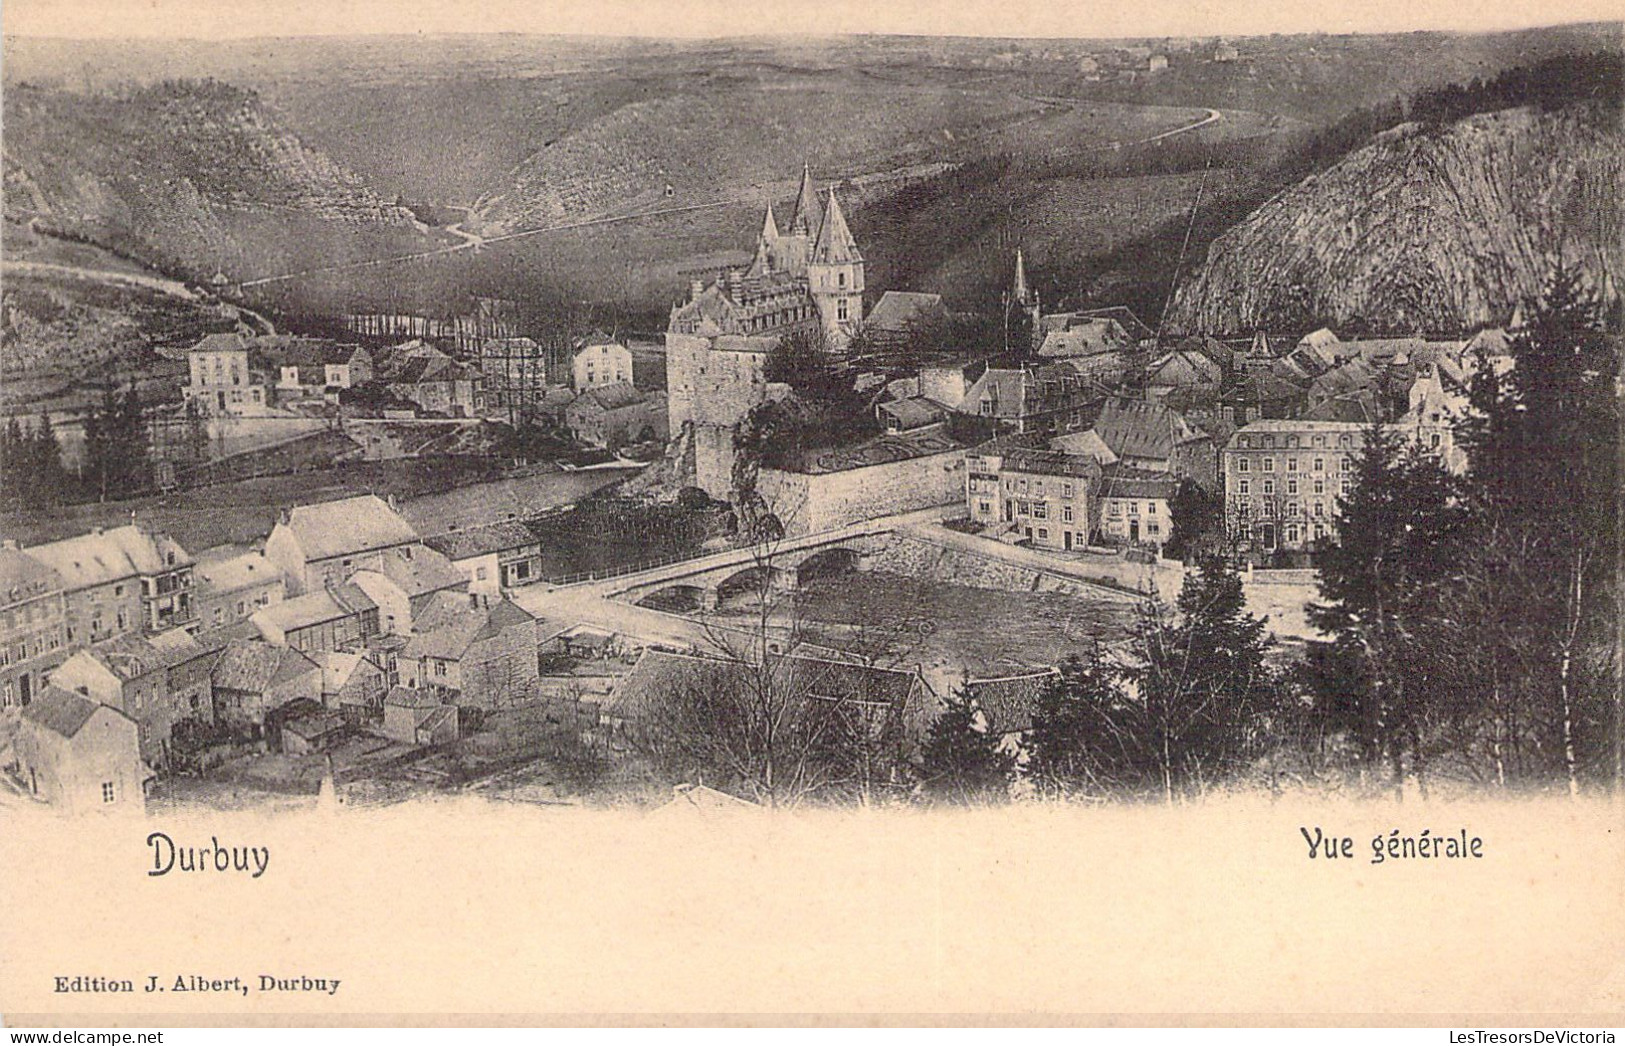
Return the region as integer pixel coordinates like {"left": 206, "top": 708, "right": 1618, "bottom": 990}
{"left": 2, "top": 81, "right": 426, "bottom": 282}
{"left": 1167, "top": 105, "right": 1622, "bottom": 335}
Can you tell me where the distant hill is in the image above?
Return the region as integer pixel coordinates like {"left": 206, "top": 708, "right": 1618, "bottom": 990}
{"left": 2, "top": 79, "right": 433, "bottom": 283}
{"left": 1165, "top": 102, "right": 1623, "bottom": 335}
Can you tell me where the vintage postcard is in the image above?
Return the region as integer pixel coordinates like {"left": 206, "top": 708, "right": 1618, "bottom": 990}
{"left": 0, "top": 0, "right": 1621, "bottom": 1027}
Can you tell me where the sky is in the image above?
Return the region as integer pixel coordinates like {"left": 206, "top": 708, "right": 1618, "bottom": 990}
{"left": 3, "top": 0, "right": 1620, "bottom": 40}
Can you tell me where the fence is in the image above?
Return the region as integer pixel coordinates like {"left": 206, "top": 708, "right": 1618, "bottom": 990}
{"left": 541, "top": 547, "right": 714, "bottom": 587}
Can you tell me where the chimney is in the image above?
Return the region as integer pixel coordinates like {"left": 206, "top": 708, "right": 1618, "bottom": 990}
{"left": 689, "top": 279, "right": 704, "bottom": 301}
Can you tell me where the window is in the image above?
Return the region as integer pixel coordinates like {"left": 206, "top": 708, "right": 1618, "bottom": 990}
{"left": 1313, "top": 501, "right": 1325, "bottom": 517}
{"left": 114, "top": 585, "right": 124, "bottom": 597}
{"left": 1313, "top": 435, "right": 1326, "bottom": 449}
{"left": 1062, "top": 506, "right": 1074, "bottom": 523}
{"left": 1238, "top": 479, "right": 1250, "bottom": 494}
{"left": 837, "top": 299, "right": 849, "bottom": 321}
{"left": 1340, "top": 477, "right": 1351, "bottom": 494}
{"left": 1430, "top": 433, "right": 1442, "bottom": 448}
{"left": 1109, "top": 501, "right": 1122, "bottom": 517}
{"left": 1147, "top": 523, "right": 1160, "bottom": 535}
{"left": 1238, "top": 436, "right": 1251, "bottom": 449}
{"left": 1262, "top": 479, "right": 1275, "bottom": 495}
{"left": 1285, "top": 523, "right": 1300, "bottom": 544}
{"left": 1128, "top": 502, "right": 1139, "bottom": 516}
{"left": 1147, "top": 503, "right": 1157, "bottom": 515}
{"left": 838, "top": 272, "right": 847, "bottom": 288}
{"left": 1262, "top": 457, "right": 1275, "bottom": 472}
{"left": 1237, "top": 458, "right": 1250, "bottom": 473}
{"left": 1037, "top": 528, "right": 1048, "bottom": 541}
{"left": 1313, "top": 457, "right": 1324, "bottom": 472}
{"left": 1338, "top": 434, "right": 1351, "bottom": 448}
{"left": 1313, "top": 479, "right": 1325, "bottom": 495}
{"left": 476, "top": 567, "right": 489, "bottom": 581}
{"left": 101, "top": 782, "right": 116, "bottom": 803}
{"left": 1287, "top": 478, "right": 1298, "bottom": 495}
{"left": 1063, "top": 483, "right": 1074, "bottom": 498}
{"left": 1287, "top": 458, "right": 1299, "bottom": 472}
{"left": 1031, "top": 504, "right": 1048, "bottom": 520}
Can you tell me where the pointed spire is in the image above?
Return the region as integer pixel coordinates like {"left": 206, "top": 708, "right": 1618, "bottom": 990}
{"left": 1012, "top": 247, "right": 1031, "bottom": 306}
{"left": 811, "top": 187, "right": 861, "bottom": 265}
{"left": 759, "top": 200, "right": 780, "bottom": 243}
{"left": 790, "top": 162, "right": 823, "bottom": 238}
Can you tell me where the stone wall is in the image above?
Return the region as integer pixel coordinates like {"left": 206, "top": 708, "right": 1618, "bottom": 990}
{"left": 756, "top": 449, "right": 966, "bottom": 535}
{"left": 866, "top": 533, "right": 1144, "bottom": 602}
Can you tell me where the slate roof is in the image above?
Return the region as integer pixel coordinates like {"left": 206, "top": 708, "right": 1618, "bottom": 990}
{"left": 878, "top": 397, "right": 949, "bottom": 430}
{"left": 0, "top": 547, "right": 63, "bottom": 600}
{"left": 1037, "top": 320, "right": 1127, "bottom": 358}
{"left": 282, "top": 712, "right": 348, "bottom": 741}
{"left": 1002, "top": 446, "right": 1103, "bottom": 480}
{"left": 865, "top": 291, "right": 945, "bottom": 333}
{"left": 364, "top": 546, "right": 467, "bottom": 599}
{"left": 26, "top": 526, "right": 192, "bottom": 592}
{"left": 146, "top": 627, "right": 208, "bottom": 668}
{"left": 255, "top": 583, "right": 376, "bottom": 633}
{"left": 810, "top": 188, "right": 862, "bottom": 265}
{"left": 1092, "top": 398, "right": 1209, "bottom": 461}
{"left": 1145, "top": 349, "right": 1222, "bottom": 387}
{"left": 190, "top": 332, "right": 249, "bottom": 356}
{"left": 424, "top": 522, "right": 538, "bottom": 562}
{"left": 22, "top": 685, "right": 111, "bottom": 739}
{"left": 401, "top": 593, "right": 534, "bottom": 661}
{"left": 195, "top": 550, "right": 278, "bottom": 596}
{"left": 1073, "top": 307, "right": 1154, "bottom": 342}
{"left": 211, "top": 640, "right": 320, "bottom": 692}
{"left": 83, "top": 633, "right": 169, "bottom": 681}
{"left": 571, "top": 381, "right": 647, "bottom": 413}
{"left": 277, "top": 495, "right": 419, "bottom": 563}
{"left": 384, "top": 685, "right": 442, "bottom": 710}
{"left": 1099, "top": 464, "right": 1179, "bottom": 501}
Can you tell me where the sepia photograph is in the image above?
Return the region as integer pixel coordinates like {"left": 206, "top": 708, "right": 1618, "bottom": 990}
{"left": 0, "top": 0, "right": 1620, "bottom": 1029}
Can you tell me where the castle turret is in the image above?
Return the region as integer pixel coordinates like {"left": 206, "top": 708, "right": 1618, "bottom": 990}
{"left": 807, "top": 186, "right": 864, "bottom": 348}
{"left": 789, "top": 163, "right": 823, "bottom": 238}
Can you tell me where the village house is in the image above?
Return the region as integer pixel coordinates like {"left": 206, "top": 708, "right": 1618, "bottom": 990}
{"left": 572, "top": 332, "right": 635, "bottom": 391}
{"left": 193, "top": 547, "right": 285, "bottom": 630}
{"left": 251, "top": 582, "right": 380, "bottom": 655}
{"left": 1096, "top": 465, "right": 1180, "bottom": 548}
{"left": 264, "top": 494, "right": 422, "bottom": 596}
{"left": 863, "top": 291, "right": 948, "bottom": 349}
{"left": 49, "top": 633, "right": 181, "bottom": 766}
{"left": 267, "top": 339, "right": 372, "bottom": 402}
{"left": 319, "top": 651, "right": 387, "bottom": 722}
{"left": 958, "top": 364, "right": 1096, "bottom": 435}
{"left": 381, "top": 687, "right": 460, "bottom": 746}
{"left": 1084, "top": 397, "right": 1218, "bottom": 491}
{"left": 349, "top": 544, "right": 469, "bottom": 636}
{"left": 1036, "top": 316, "right": 1131, "bottom": 359}
{"left": 25, "top": 525, "right": 197, "bottom": 641}
{"left": 11, "top": 686, "right": 146, "bottom": 813}
{"left": 279, "top": 710, "right": 348, "bottom": 755}
{"left": 424, "top": 523, "right": 544, "bottom": 596}
{"left": 374, "top": 342, "right": 485, "bottom": 417}
{"left": 183, "top": 332, "right": 270, "bottom": 416}
{"left": 0, "top": 546, "right": 69, "bottom": 708}
{"left": 399, "top": 592, "right": 540, "bottom": 709}
{"left": 480, "top": 337, "right": 566, "bottom": 421}
{"left": 146, "top": 627, "right": 214, "bottom": 724}
{"left": 1144, "top": 346, "right": 1224, "bottom": 398}
{"left": 876, "top": 396, "right": 950, "bottom": 434}
{"left": 564, "top": 382, "right": 668, "bottom": 448}
{"left": 209, "top": 639, "right": 323, "bottom": 734}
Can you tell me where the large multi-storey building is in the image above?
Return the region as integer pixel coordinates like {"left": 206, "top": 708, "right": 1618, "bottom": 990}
{"left": 183, "top": 333, "right": 268, "bottom": 416}
{"left": 1222, "top": 420, "right": 1365, "bottom": 554}
{"left": 0, "top": 546, "right": 69, "bottom": 708}
{"left": 24, "top": 525, "right": 196, "bottom": 642}
{"left": 966, "top": 442, "right": 1102, "bottom": 552}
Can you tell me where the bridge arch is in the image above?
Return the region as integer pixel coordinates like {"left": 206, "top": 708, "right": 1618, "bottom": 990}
{"left": 713, "top": 564, "right": 792, "bottom": 607}
{"left": 634, "top": 584, "right": 711, "bottom": 613}
{"left": 794, "top": 546, "right": 861, "bottom": 584}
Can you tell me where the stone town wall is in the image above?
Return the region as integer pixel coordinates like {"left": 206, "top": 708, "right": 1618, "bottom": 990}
{"left": 865, "top": 533, "right": 1143, "bottom": 602}
{"left": 756, "top": 449, "right": 966, "bottom": 536}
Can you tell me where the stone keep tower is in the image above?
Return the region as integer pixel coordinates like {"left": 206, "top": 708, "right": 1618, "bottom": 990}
{"left": 806, "top": 187, "right": 864, "bottom": 349}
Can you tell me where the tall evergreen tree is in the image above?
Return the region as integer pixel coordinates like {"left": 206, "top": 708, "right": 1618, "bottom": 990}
{"left": 919, "top": 691, "right": 1014, "bottom": 805}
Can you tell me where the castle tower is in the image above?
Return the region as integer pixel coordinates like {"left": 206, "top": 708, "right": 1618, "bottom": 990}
{"left": 751, "top": 200, "right": 781, "bottom": 274}
{"left": 807, "top": 186, "right": 864, "bottom": 349}
{"left": 788, "top": 163, "right": 823, "bottom": 238}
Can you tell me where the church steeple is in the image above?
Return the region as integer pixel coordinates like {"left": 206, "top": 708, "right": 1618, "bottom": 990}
{"left": 789, "top": 162, "right": 823, "bottom": 238}
{"left": 1012, "top": 246, "right": 1031, "bottom": 306}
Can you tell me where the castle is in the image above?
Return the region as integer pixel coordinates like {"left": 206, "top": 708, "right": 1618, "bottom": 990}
{"left": 666, "top": 165, "right": 866, "bottom": 497}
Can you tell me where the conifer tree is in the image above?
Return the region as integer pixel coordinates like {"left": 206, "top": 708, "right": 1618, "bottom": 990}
{"left": 920, "top": 691, "right": 1013, "bottom": 805}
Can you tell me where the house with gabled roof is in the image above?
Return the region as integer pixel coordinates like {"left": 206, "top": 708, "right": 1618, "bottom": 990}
{"left": 12, "top": 685, "right": 146, "bottom": 812}
{"left": 264, "top": 494, "right": 422, "bottom": 596}
{"left": 399, "top": 592, "right": 539, "bottom": 709}
{"left": 49, "top": 632, "right": 191, "bottom": 766}
{"left": 572, "top": 331, "right": 634, "bottom": 391}
{"left": 251, "top": 582, "right": 379, "bottom": 655}
{"left": 564, "top": 381, "right": 668, "bottom": 448}
{"left": 381, "top": 686, "right": 459, "bottom": 745}
{"left": 25, "top": 524, "right": 196, "bottom": 641}
{"left": 350, "top": 544, "right": 468, "bottom": 636}
{"left": 1088, "top": 397, "right": 1217, "bottom": 490}
{"left": 210, "top": 639, "right": 323, "bottom": 733}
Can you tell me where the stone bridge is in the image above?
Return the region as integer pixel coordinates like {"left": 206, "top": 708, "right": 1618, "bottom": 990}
{"left": 601, "top": 531, "right": 897, "bottom": 613}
